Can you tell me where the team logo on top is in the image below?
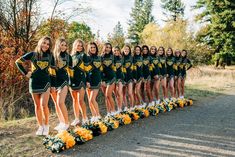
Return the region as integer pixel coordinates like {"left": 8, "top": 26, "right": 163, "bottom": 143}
{"left": 103, "top": 60, "right": 112, "bottom": 67}
{"left": 36, "top": 61, "right": 49, "bottom": 70}
{"left": 57, "top": 59, "right": 67, "bottom": 69}
{"left": 116, "top": 62, "right": 122, "bottom": 69}
{"left": 93, "top": 61, "right": 101, "bottom": 68}
{"left": 125, "top": 62, "right": 131, "bottom": 68}
{"left": 160, "top": 58, "right": 166, "bottom": 64}
{"left": 136, "top": 61, "right": 142, "bottom": 67}
{"left": 143, "top": 60, "right": 149, "bottom": 65}
{"left": 153, "top": 59, "right": 159, "bottom": 65}
{"left": 167, "top": 61, "right": 174, "bottom": 66}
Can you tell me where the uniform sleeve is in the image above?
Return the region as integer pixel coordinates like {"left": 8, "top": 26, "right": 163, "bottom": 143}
{"left": 132, "top": 57, "right": 137, "bottom": 80}
{"left": 186, "top": 59, "right": 192, "bottom": 70}
{"left": 149, "top": 56, "right": 154, "bottom": 71}
{"left": 67, "top": 54, "right": 74, "bottom": 78}
{"left": 15, "top": 52, "right": 34, "bottom": 75}
{"left": 84, "top": 55, "right": 92, "bottom": 83}
{"left": 48, "top": 54, "right": 57, "bottom": 87}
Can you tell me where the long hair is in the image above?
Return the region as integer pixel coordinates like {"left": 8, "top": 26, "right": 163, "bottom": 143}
{"left": 166, "top": 47, "right": 173, "bottom": 56}
{"left": 71, "top": 39, "right": 85, "bottom": 56}
{"left": 122, "top": 45, "right": 131, "bottom": 56}
{"left": 113, "top": 46, "right": 122, "bottom": 57}
{"left": 182, "top": 49, "right": 188, "bottom": 57}
{"left": 141, "top": 45, "right": 149, "bottom": 56}
{"left": 102, "top": 42, "right": 113, "bottom": 55}
{"left": 87, "top": 42, "right": 99, "bottom": 56}
{"left": 150, "top": 46, "right": 157, "bottom": 55}
{"left": 34, "top": 36, "right": 52, "bottom": 58}
{"left": 133, "top": 45, "right": 142, "bottom": 56}
{"left": 158, "top": 46, "right": 165, "bottom": 56}
{"left": 53, "top": 38, "right": 68, "bottom": 66}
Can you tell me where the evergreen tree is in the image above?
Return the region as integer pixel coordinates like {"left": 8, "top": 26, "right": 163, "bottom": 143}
{"left": 127, "top": 0, "right": 154, "bottom": 45}
{"left": 194, "top": 0, "right": 235, "bottom": 66}
{"left": 161, "top": 0, "right": 185, "bottom": 21}
{"left": 107, "top": 21, "right": 125, "bottom": 48}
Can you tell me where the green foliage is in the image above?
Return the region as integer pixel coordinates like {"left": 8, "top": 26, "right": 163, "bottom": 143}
{"left": 194, "top": 0, "right": 235, "bottom": 65}
{"left": 161, "top": 0, "right": 185, "bottom": 21}
{"left": 127, "top": 0, "right": 154, "bottom": 45}
{"left": 107, "top": 21, "right": 125, "bottom": 48}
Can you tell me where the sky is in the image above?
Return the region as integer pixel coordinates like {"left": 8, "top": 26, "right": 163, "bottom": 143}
{"left": 40, "top": 0, "right": 202, "bottom": 40}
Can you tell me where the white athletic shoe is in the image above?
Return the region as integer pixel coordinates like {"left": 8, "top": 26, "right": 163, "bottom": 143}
{"left": 54, "top": 122, "right": 63, "bottom": 131}
{"left": 71, "top": 119, "right": 80, "bottom": 126}
{"left": 42, "top": 125, "right": 49, "bottom": 136}
{"left": 124, "top": 107, "right": 128, "bottom": 111}
{"left": 58, "top": 123, "right": 69, "bottom": 132}
{"left": 36, "top": 126, "right": 44, "bottom": 136}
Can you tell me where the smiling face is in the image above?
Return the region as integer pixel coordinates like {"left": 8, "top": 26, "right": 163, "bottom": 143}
{"left": 104, "top": 44, "right": 112, "bottom": 54}
{"left": 175, "top": 49, "right": 180, "bottom": 57}
{"left": 41, "top": 39, "right": 50, "bottom": 52}
{"left": 124, "top": 46, "right": 130, "bottom": 56}
{"left": 114, "top": 47, "right": 121, "bottom": 56}
{"left": 142, "top": 47, "right": 148, "bottom": 55}
{"left": 150, "top": 47, "right": 157, "bottom": 55}
{"left": 90, "top": 44, "right": 97, "bottom": 55}
{"left": 60, "top": 41, "right": 67, "bottom": 52}
{"left": 158, "top": 47, "right": 164, "bottom": 55}
{"left": 135, "top": 47, "right": 141, "bottom": 55}
{"left": 76, "top": 42, "right": 84, "bottom": 52}
{"left": 181, "top": 50, "right": 187, "bottom": 57}
{"left": 167, "top": 48, "right": 173, "bottom": 56}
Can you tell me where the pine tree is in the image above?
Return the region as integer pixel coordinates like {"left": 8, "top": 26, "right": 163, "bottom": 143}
{"left": 161, "top": 0, "right": 185, "bottom": 21}
{"left": 127, "top": 0, "right": 154, "bottom": 45}
{"left": 107, "top": 21, "right": 125, "bottom": 48}
{"left": 194, "top": 0, "right": 235, "bottom": 66}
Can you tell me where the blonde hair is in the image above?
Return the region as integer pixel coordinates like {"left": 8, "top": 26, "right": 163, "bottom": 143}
{"left": 53, "top": 38, "right": 67, "bottom": 66}
{"left": 71, "top": 39, "right": 85, "bottom": 56}
{"left": 34, "top": 36, "right": 52, "bottom": 58}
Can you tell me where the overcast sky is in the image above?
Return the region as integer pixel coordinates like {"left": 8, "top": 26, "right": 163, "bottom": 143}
{"left": 40, "top": 0, "right": 202, "bottom": 40}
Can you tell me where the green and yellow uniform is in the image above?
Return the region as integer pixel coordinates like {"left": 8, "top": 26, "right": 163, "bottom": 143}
{"left": 132, "top": 54, "right": 143, "bottom": 82}
{"left": 142, "top": 54, "right": 151, "bottom": 81}
{"left": 15, "top": 51, "right": 56, "bottom": 93}
{"left": 85, "top": 54, "right": 103, "bottom": 89}
{"left": 123, "top": 53, "right": 133, "bottom": 84}
{"left": 101, "top": 53, "right": 116, "bottom": 85}
{"left": 166, "top": 55, "right": 176, "bottom": 79}
{"left": 179, "top": 57, "right": 192, "bottom": 78}
{"left": 174, "top": 56, "right": 182, "bottom": 78}
{"left": 114, "top": 55, "right": 124, "bottom": 83}
{"left": 70, "top": 52, "right": 87, "bottom": 90}
{"left": 158, "top": 54, "right": 167, "bottom": 78}
{"left": 150, "top": 54, "right": 160, "bottom": 80}
{"left": 55, "top": 51, "right": 73, "bottom": 90}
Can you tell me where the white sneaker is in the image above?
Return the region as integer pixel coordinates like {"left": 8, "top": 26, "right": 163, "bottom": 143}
{"left": 106, "top": 112, "right": 111, "bottom": 117}
{"left": 54, "top": 122, "right": 63, "bottom": 131}
{"left": 124, "top": 107, "right": 128, "bottom": 111}
{"left": 42, "top": 125, "right": 49, "bottom": 136}
{"left": 36, "top": 126, "right": 44, "bottom": 136}
{"left": 58, "top": 123, "right": 69, "bottom": 132}
{"left": 82, "top": 118, "right": 89, "bottom": 125}
{"left": 71, "top": 119, "right": 80, "bottom": 126}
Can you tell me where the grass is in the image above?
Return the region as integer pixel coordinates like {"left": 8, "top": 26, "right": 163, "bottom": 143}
{"left": 0, "top": 65, "right": 235, "bottom": 157}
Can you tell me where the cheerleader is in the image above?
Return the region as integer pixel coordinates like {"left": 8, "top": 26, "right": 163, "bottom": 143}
{"left": 15, "top": 36, "right": 55, "bottom": 135}
{"left": 101, "top": 43, "right": 116, "bottom": 116}
{"left": 122, "top": 45, "right": 134, "bottom": 110}
{"left": 174, "top": 49, "right": 182, "bottom": 98}
{"left": 85, "top": 42, "right": 102, "bottom": 122}
{"left": 166, "top": 47, "right": 176, "bottom": 99}
{"left": 179, "top": 49, "right": 192, "bottom": 98}
{"left": 158, "top": 46, "right": 168, "bottom": 100}
{"left": 150, "top": 46, "right": 161, "bottom": 104}
{"left": 69, "top": 39, "right": 88, "bottom": 126}
{"left": 113, "top": 46, "right": 124, "bottom": 113}
{"left": 132, "top": 46, "right": 143, "bottom": 107}
{"left": 141, "top": 45, "right": 154, "bottom": 106}
{"left": 50, "top": 38, "right": 71, "bottom": 131}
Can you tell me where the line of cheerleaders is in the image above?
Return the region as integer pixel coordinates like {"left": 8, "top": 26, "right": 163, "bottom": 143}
{"left": 15, "top": 36, "right": 192, "bottom": 136}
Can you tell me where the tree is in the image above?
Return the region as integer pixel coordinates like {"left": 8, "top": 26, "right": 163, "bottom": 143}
{"left": 127, "top": 0, "right": 154, "bottom": 45}
{"left": 194, "top": 0, "right": 235, "bottom": 66}
{"left": 107, "top": 21, "right": 125, "bottom": 48}
{"left": 161, "top": 0, "right": 185, "bottom": 21}
{"left": 67, "top": 21, "right": 95, "bottom": 46}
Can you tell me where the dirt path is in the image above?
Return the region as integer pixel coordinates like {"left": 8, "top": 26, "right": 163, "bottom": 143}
{"left": 59, "top": 88, "right": 235, "bottom": 157}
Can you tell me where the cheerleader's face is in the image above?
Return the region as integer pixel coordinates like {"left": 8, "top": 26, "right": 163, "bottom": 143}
{"left": 76, "top": 42, "right": 83, "bottom": 52}
{"left": 41, "top": 39, "right": 50, "bottom": 52}
{"left": 90, "top": 44, "right": 97, "bottom": 55}
{"left": 158, "top": 48, "right": 164, "bottom": 55}
{"left": 60, "top": 41, "right": 67, "bottom": 52}
{"left": 105, "top": 45, "right": 112, "bottom": 54}
{"left": 181, "top": 50, "right": 186, "bottom": 57}
{"left": 135, "top": 47, "right": 141, "bottom": 55}
{"left": 150, "top": 47, "right": 156, "bottom": 55}
{"left": 143, "top": 47, "right": 148, "bottom": 54}
{"left": 124, "top": 47, "right": 130, "bottom": 55}
{"left": 114, "top": 48, "right": 121, "bottom": 56}
{"left": 167, "top": 49, "right": 173, "bottom": 56}
{"left": 175, "top": 50, "right": 180, "bottom": 57}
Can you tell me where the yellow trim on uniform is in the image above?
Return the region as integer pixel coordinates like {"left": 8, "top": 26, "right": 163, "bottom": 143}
{"left": 111, "top": 65, "right": 116, "bottom": 72}
{"left": 48, "top": 67, "right": 56, "bottom": 76}
{"left": 122, "top": 67, "right": 127, "bottom": 73}
{"left": 85, "top": 65, "right": 93, "bottom": 72}
{"left": 173, "top": 64, "right": 178, "bottom": 70}
{"left": 16, "top": 58, "right": 24, "bottom": 64}
{"left": 66, "top": 67, "right": 74, "bottom": 78}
